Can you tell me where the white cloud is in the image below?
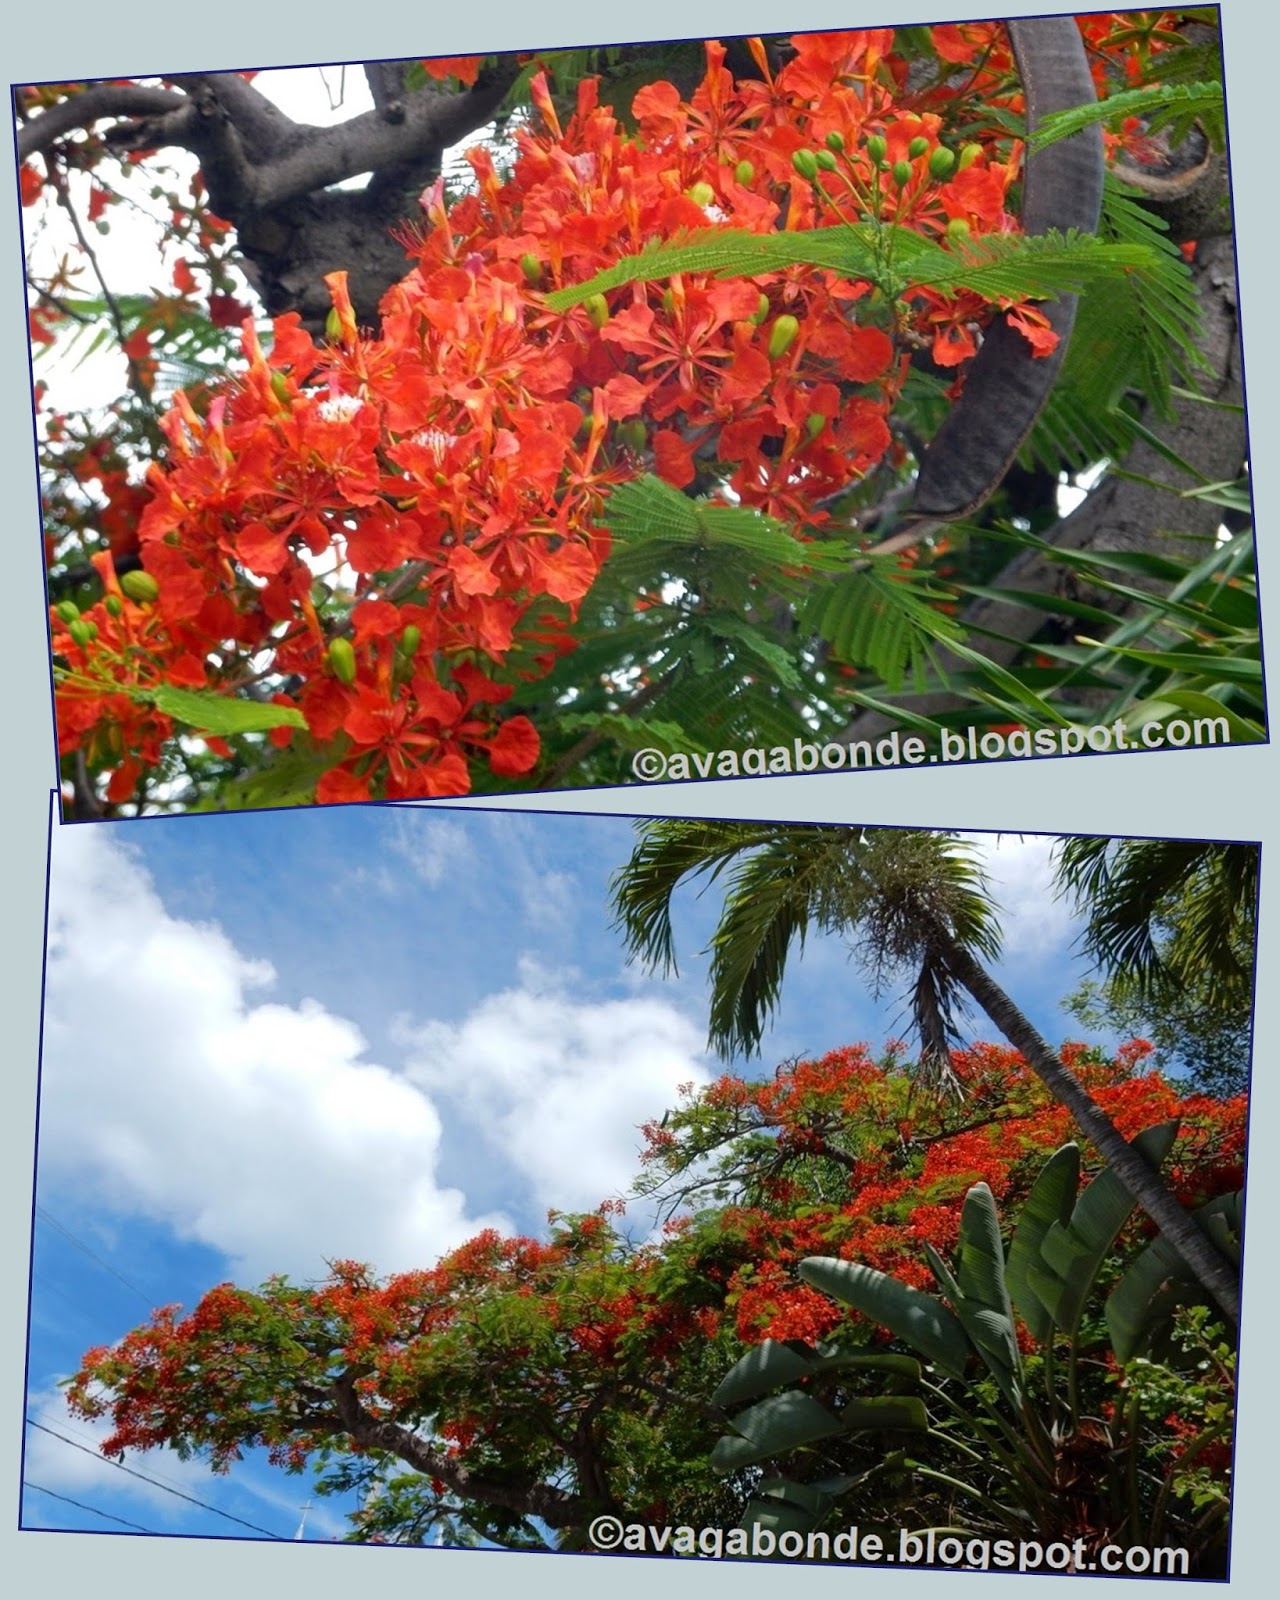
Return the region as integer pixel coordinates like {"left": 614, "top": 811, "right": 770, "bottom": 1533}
{"left": 384, "top": 810, "right": 473, "bottom": 888}
{"left": 41, "top": 825, "right": 711, "bottom": 1288}
{"left": 41, "top": 826, "right": 508, "bottom": 1283}
{"left": 969, "top": 831, "right": 1076, "bottom": 962}
{"left": 397, "top": 955, "right": 712, "bottom": 1214}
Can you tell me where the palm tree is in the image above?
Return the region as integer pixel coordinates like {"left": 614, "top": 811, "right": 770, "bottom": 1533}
{"left": 610, "top": 819, "right": 1240, "bottom": 1322}
{"left": 1055, "top": 835, "right": 1259, "bottom": 1013}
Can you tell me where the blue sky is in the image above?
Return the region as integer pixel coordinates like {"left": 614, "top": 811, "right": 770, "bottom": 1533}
{"left": 23, "top": 804, "right": 1126, "bottom": 1546}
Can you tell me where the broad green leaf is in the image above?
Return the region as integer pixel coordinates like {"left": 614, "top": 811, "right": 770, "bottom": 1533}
{"left": 141, "top": 684, "right": 309, "bottom": 737}
{"left": 1006, "top": 1145, "right": 1080, "bottom": 1343}
{"left": 1032, "top": 1122, "right": 1180, "bottom": 1335}
{"left": 798, "top": 1257, "right": 969, "bottom": 1375}
{"left": 713, "top": 1339, "right": 919, "bottom": 1409}
{"left": 710, "top": 1391, "right": 845, "bottom": 1471}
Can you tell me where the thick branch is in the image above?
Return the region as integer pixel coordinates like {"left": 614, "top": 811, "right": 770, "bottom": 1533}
{"left": 227, "top": 63, "right": 521, "bottom": 211}
{"left": 327, "top": 1367, "right": 586, "bottom": 1530}
{"left": 16, "top": 83, "right": 184, "bottom": 161}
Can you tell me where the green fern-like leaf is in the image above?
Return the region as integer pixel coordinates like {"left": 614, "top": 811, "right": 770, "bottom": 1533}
{"left": 804, "top": 562, "right": 963, "bottom": 694}
{"left": 547, "top": 224, "right": 1155, "bottom": 312}
{"left": 1029, "top": 81, "right": 1224, "bottom": 152}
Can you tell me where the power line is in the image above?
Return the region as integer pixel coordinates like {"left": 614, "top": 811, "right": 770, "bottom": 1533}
{"left": 23, "top": 1479, "right": 156, "bottom": 1534}
{"left": 25, "top": 1419, "right": 287, "bottom": 1539}
{"left": 35, "top": 1206, "right": 156, "bottom": 1308}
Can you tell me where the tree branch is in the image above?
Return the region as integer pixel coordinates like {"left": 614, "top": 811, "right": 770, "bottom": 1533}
{"left": 16, "top": 83, "right": 184, "bottom": 162}
{"left": 326, "top": 1366, "right": 586, "bottom": 1530}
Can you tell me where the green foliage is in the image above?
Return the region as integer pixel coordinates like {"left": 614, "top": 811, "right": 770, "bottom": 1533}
{"left": 710, "top": 1133, "right": 1237, "bottom": 1568}
{"left": 1029, "top": 81, "right": 1225, "bottom": 154}
{"left": 144, "top": 684, "right": 309, "bottom": 737}
{"left": 548, "top": 224, "right": 1156, "bottom": 312}
{"left": 610, "top": 821, "right": 1001, "bottom": 1069}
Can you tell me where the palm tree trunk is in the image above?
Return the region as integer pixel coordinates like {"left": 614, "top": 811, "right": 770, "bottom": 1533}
{"left": 937, "top": 932, "right": 1240, "bottom": 1324}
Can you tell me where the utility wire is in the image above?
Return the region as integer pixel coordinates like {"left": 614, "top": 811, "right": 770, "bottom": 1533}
{"left": 23, "top": 1480, "right": 156, "bottom": 1534}
{"left": 35, "top": 1206, "right": 156, "bottom": 1308}
{"left": 25, "top": 1419, "right": 286, "bottom": 1539}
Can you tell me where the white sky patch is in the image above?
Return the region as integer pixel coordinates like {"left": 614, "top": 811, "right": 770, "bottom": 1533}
{"left": 42, "top": 826, "right": 508, "bottom": 1282}
{"left": 967, "top": 831, "right": 1076, "bottom": 963}
{"left": 382, "top": 809, "right": 474, "bottom": 889}
{"left": 396, "top": 956, "right": 713, "bottom": 1215}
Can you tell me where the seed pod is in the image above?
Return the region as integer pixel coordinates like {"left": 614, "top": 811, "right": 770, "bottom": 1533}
{"left": 892, "top": 160, "right": 912, "bottom": 188}
{"left": 928, "top": 146, "right": 957, "bottom": 180}
{"left": 121, "top": 570, "right": 160, "bottom": 604}
{"left": 687, "top": 181, "right": 715, "bottom": 208}
{"left": 105, "top": 594, "right": 124, "bottom": 619}
{"left": 815, "top": 149, "right": 838, "bottom": 172}
{"left": 907, "top": 136, "right": 929, "bottom": 160}
{"left": 520, "top": 252, "right": 543, "bottom": 287}
{"left": 958, "top": 142, "right": 982, "bottom": 172}
{"left": 68, "top": 619, "right": 98, "bottom": 647}
{"left": 584, "top": 293, "right": 609, "bottom": 330}
{"left": 55, "top": 600, "right": 80, "bottom": 625}
{"left": 866, "top": 133, "right": 887, "bottom": 164}
{"left": 767, "top": 314, "right": 800, "bottom": 361}
{"left": 327, "top": 637, "right": 357, "bottom": 685}
{"left": 791, "top": 149, "right": 819, "bottom": 181}
{"left": 825, "top": 131, "right": 845, "bottom": 153}
{"left": 734, "top": 159, "right": 755, "bottom": 185}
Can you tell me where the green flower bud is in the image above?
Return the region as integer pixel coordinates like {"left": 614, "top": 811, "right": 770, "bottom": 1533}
{"left": 270, "top": 371, "right": 291, "bottom": 404}
{"left": 584, "top": 293, "right": 609, "bottom": 330}
{"left": 733, "top": 159, "right": 755, "bottom": 186}
{"left": 892, "top": 160, "right": 913, "bottom": 188}
{"left": 928, "top": 146, "right": 957, "bottom": 180}
{"left": 121, "top": 570, "right": 161, "bottom": 604}
{"left": 805, "top": 412, "right": 826, "bottom": 440}
{"left": 400, "top": 624, "right": 422, "bottom": 659}
{"left": 520, "top": 252, "right": 543, "bottom": 287}
{"left": 68, "top": 618, "right": 98, "bottom": 647}
{"left": 661, "top": 287, "right": 676, "bottom": 317}
{"left": 105, "top": 594, "right": 124, "bottom": 619}
{"left": 327, "top": 636, "right": 357, "bottom": 686}
{"left": 907, "top": 136, "right": 929, "bottom": 160}
{"left": 815, "top": 148, "right": 838, "bottom": 172}
{"left": 325, "top": 306, "right": 343, "bottom": 343}
{"left": 824, "top": 131, "right": 845, "bottom": 153}
{"left": 751, "top": 293, "right": 771, "bottom": 326}
{"left": 791, "top": 149, "right": 819, "bottom": 181}
{"left": 687, "top": 181, "right": 715, "bottom": 207}
{"left": 866, "top": 133, "right": 887, "bottom": 164}
{"left": 617, "top": 418, "right": 647, "bottom": 453}
{"left": 767, "top": 313, "right": 800, "bottom": 361}
{"left": 55, "top": 600, "right": 81, "bottom": 625}
{"left": 958, "top": 142, "right": 982, "bottom": 172}
{"left": 946, "top": 217, "right": 972, "bottom": 240}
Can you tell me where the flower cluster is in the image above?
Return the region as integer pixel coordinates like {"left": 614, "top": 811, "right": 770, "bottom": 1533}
{"left": 46, "top": 23, "right": 1072, "bottom": 806}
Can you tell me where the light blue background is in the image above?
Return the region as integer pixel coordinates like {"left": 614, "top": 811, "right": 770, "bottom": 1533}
{"left": 3, "top": 1, "right": 1274, "bottom": 1593}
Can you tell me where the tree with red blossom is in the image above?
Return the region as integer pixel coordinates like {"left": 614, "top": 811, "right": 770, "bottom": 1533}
{"left": 65, "top": 1038, "right": 1244, "bottom": 1561}
{"left": 21, "top": 14, "right": 1254, "bottom": 814}
{"left": 611, "top": 820, "right": 1246, "bottom": 1320}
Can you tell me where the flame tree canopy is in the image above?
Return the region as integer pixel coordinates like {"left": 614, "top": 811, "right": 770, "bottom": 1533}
{"left": 66, "top": 1039, "right": 1245, "bottom": 1563}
